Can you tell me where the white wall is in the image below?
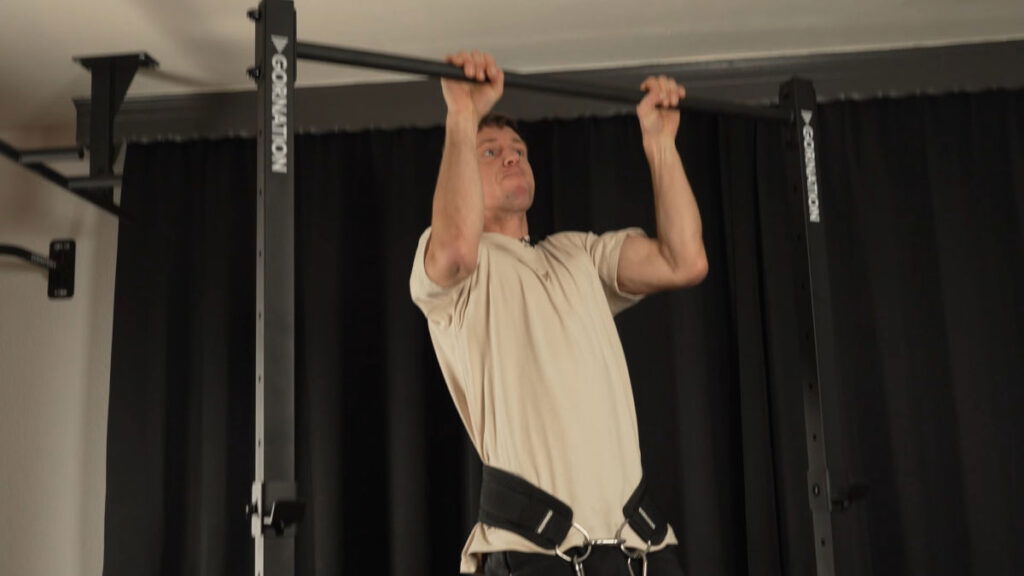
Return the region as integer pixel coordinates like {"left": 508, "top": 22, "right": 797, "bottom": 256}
{"left": 0, "top": 128, "right": 117, "bottom": 576}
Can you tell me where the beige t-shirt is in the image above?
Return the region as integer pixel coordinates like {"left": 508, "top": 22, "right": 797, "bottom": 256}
{"left": 409, "top": 227, "right": 677, "bottom": 573}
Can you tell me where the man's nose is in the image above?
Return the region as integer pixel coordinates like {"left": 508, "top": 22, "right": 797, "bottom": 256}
{"left": 503, "top": 153, "right": 519, "bottom": 166}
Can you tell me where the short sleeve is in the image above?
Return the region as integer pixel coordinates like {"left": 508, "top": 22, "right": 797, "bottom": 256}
{"left": 409, "top": 227, "right": 473, "bottom": 328}
{"left": 584, "top": 227, "right": 649, "bottom": 315}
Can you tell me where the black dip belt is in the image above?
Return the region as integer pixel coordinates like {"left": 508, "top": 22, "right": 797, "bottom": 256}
{"left": 479, "top": 465, "right": 669, "bottom": 576}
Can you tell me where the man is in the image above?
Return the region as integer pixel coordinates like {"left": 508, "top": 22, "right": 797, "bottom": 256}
{"left": 410, "top": 50, "right": 707, "bottom": 576}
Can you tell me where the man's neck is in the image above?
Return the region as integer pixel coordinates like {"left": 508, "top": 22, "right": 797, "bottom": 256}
{"left": 483, "top": 212, "right": 529, "bottom": 241}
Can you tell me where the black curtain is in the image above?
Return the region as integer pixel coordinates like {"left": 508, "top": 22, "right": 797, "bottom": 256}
{"left": 104, "top": 139, "right": 257, "bottom": 576}
{"left": 812, "top": 92, "right": 1024, "bottom": 575}
{"left": 104, "top": 89, "right": 1024, "bottom": 576}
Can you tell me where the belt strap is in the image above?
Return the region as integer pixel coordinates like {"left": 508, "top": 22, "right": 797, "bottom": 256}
{"left": 622, "top": 477, "right": 668, "bottom": 545}
{"left": 479, "top": 465, "right": 573, "bottom": 549}
{"left": 479, "top": 466, "right": 669, "bottom": 549}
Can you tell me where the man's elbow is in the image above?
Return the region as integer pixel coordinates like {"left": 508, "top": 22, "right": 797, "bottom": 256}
{"left": 672, "top": 253, "right": 708, "bottom": 288}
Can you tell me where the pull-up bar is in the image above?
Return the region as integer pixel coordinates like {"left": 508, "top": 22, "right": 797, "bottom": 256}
{"left": 0, "top": 244, "right": 57, "bottom": 270}
{"left": 295, "top": 42, "right": 792, "bottom": 123}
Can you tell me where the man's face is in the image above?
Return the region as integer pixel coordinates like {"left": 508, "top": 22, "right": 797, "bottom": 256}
{"left": 476, "top": 125, "right": 535, "bottom": 215}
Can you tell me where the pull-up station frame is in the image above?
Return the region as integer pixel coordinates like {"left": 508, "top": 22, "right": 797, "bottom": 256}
{"left": 249, "top": 1, "right": 846, "bottom": 575}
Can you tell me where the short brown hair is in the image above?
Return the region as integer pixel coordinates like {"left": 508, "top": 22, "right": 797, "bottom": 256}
{"left": 478, "top": 113, "right": 521, "bottom": 136}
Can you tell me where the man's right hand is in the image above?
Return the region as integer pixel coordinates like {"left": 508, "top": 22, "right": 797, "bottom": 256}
{"left": 442, "top": 51, "right": 504, "bottom": 121}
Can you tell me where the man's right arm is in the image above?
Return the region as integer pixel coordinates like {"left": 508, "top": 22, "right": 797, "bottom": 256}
{"left": 424, "top": 51, "right": 503, "bottom": 288}
{"left": 426, "top": 112, "right": 484, "bottom": 287}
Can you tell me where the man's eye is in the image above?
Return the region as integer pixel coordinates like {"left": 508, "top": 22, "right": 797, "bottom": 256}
{"left": 515, "top": 150, "right": 526, "bottom": 158}
{"left": 482, "top": 149, "right": 496, "bottom": 158}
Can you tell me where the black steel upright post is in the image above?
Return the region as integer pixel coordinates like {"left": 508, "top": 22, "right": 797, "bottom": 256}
{"left": 780, "top": 78, "right": 838, "bottom": 576}
{"left": 250, "top": 2, "right": 300, "bottom": 576}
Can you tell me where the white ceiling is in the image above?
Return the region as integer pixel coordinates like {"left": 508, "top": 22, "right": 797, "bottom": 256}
{"left": 1, "top": 0, "right": 1022, "bottom": 137}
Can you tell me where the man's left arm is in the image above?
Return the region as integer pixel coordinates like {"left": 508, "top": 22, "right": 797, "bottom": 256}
{"left": 617, "top": 75, "right": 708, "bottom": 295}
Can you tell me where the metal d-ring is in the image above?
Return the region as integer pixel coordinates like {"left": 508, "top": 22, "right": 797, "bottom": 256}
{"left": 554, "top": 522, "right": 593, "bottom": 563}
{"left": 614, "top": 519, "right": 652, "bottom": 558}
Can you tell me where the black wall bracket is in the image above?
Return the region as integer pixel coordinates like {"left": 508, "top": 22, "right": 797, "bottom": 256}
{"left": 0, "top": 52, "right": 157, "bottom": 218}
{"left": 74, "top": 53, "right": 158, "bottom": 208}
{"left": 0, "top": 240, "right": 76, "bottom": 299}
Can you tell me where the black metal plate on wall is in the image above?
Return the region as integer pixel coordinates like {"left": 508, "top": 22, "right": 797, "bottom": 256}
{"left": 48, "top": 239, "right": 75, "bottom": 299}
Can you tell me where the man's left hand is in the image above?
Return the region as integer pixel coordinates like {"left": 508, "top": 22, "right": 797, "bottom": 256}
{"left": 637, "top": 76, "right": 686, "bottom": 145}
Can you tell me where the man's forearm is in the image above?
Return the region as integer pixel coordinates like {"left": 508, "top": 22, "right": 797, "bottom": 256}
{"left": 644, "top": 138, "right": 706, "bottom": 274}
{"left": 431, "top": 112, "right": 484, "bottom": 268}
